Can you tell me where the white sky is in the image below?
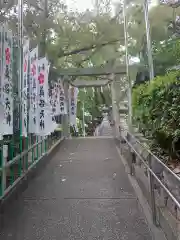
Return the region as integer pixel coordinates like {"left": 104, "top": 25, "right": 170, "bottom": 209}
{"left": 65, "top": 0, "right": 120, "bottom": 13}
{"left": 65, "top": 0, "right": 159, "bottom": 13}
{"left": 65, "top": 0, "right": 94, "bottom": 12}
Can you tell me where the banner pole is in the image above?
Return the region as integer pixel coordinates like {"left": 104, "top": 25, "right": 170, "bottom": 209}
{"left": 18, "top": 0, "right": 23, "bottom": 175}
{"left": 123, "top": 0, "right": 132, "bottom": 130}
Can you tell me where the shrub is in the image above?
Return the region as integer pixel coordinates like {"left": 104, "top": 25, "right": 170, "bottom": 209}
{"left": 132, "top": 71, "right": 180, "bottom": 161}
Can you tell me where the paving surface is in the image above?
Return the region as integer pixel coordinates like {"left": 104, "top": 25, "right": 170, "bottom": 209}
{"left": 94, "top": 117, "right": 113, "bottom": 136}
{"left": 0, "top": 138, "right": 152, "bottom": 240}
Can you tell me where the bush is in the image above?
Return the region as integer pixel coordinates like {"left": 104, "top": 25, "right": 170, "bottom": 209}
{"left": 132, "top": 71, "right": 180, "bottom": 161}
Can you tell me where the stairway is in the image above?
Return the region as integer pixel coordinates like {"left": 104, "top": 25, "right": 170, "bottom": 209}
{"left": 94, "top": 118, "right": 113, "bottom": 136}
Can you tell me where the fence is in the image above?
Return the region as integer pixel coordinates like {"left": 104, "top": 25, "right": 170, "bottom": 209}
{"left": 0, "top": 129, "right": 64, "bottom": 200}
{"left": 0, "top": 25, "right": 67, "bottom": 200}
{"left": 117, "top": 126, "right": 180, "bottom": 240}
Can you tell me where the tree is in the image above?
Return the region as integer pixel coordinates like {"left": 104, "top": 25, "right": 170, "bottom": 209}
{"left": 153, "top": 38, "right": 180, "bottom": 75}
{"left": 123, "top": 2, "right": 180, "bottom": 80}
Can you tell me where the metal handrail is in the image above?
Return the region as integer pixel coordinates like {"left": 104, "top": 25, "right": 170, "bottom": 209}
{"left": 121, "top": 134, "right": 180, "bottom": 210}
{"left": 127, "top": 130, "right": 180, "bottom": 182}
{"left": 0, "top": 131, "right": 63, "bottom": 171}
{"left": 0, "top": 138, "right": 45, "bottom": 170}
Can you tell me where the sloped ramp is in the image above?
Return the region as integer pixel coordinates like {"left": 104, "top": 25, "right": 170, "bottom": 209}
{"left": 94, "top": 118, "right": 113, "bottom": 136}
{"left": 0, "top": 138, "right": 152, "bottom": 240}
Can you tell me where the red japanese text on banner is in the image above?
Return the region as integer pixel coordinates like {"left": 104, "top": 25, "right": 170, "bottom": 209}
{"left": 37, "top": 57, "right": 49, "bottom": 136}
{"left": 0, "top": 26, "right": 3, "bottom": 139}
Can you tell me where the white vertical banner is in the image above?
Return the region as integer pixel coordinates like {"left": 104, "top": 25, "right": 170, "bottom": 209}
{"left": 59, "top": 80, "right": 67, "bottom": 115}
{"left": 45, "top": 61, "right": 55, "bottom": 135}
{"left": 0, "top": 26, "right": 3, "bottom": 139}
{"left": 69, "top": 86, "right": 79, "bottom": 127}
{"left": 22, "top": 39, "right": 29, "bottom": 136}
{"left": 37, "top": 57, "right": 49, "bottom": 136}
{"left": 2, "top": 28, "right": 13, "bottom": 135}
{"left": 29, "top": 47, "right": 38, "bottom": 133}
{"left": 0, "top": 26, "right": 3, "bottom": 103}
{"left": 48, "top": 85, "right": 53, "bottom": 113}
{"left": 52, "top": 82, "right": 60, "bottom": 116}
{"left": 48, "top": 85, "right": 57, "bottom": 133}
{"left": 46, "top": 65, "right": 57, "bottom": 133}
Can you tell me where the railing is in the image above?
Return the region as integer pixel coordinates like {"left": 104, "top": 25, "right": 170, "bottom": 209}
{"left": 117, "top": 126, "right": 180, "bottom": 239}
{"left": 0, "top": 129, "right": 64, "bottom": 200}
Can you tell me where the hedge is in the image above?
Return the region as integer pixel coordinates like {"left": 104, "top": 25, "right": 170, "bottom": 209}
{"left": 132, "top": 71, "right": 180, "bottom": 161}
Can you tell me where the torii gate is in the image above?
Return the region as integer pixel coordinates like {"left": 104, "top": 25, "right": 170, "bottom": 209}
{"left": 58, "top": 63, "right": 144, "bottom": 137}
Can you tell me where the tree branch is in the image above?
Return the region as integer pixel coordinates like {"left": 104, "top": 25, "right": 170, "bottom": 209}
{"left": 75, "top": 46, "right": 101, "bottom": 66}
{"left": 58, "top": 38, "right": 121, "bottom": 58}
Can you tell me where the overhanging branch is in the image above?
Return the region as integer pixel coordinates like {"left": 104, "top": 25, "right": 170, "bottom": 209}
{"left": 58, "top": 38, "right": 123, "bottom": 58}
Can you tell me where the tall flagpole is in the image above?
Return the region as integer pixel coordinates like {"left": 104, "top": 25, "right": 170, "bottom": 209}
{"left": 18, "top": 0, "right": 23, "bottom": 174}
{"left": 18, "top": 0, "right": 23, "bottom": 101}
{"left": 123, "top": 0, "right": 132, "bottom": 129}
{"left": 143, "top": 0, "right": 154, "bottom": 80}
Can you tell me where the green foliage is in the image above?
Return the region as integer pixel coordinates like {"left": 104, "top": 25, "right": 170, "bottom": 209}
{"left": 77, "top": 88, "right": 102, "bottom": 122}
{"left": 132, "top": 71, "right": 180, "bottom": 160}
{"left": 153, "top": 39, "right": 180, "bottom": 75}
{"left": 126, "top": 3, "right": 180, "bottom": 76}
{"left": 76, "top": 86, "right": 111, "bottom": 136}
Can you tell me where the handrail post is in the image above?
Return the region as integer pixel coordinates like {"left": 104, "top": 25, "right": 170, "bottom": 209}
{"left": 118, "top": 125, "right": 122, "bottom": 153}
{"left": 148, "top": 154, "right": 158, "bottom": 226}
{"left": 127, "top": 132, "right": 135, "bottom": 175}
{"left": 130, "top": 151, "right": 136, "bottom": 176}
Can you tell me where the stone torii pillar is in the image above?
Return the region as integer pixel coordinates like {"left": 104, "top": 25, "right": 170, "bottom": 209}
{"left": 111, "top": 74, "right": 121, "bottom": 138}
{"left": 62, "top": 79, "right": 70, "bottom": 138}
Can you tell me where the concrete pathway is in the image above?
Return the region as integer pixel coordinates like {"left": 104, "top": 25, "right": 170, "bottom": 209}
{"left": 94, "top": 117, "right": 113, "bottom": 136}
{"left": 1, "top": 138, "right": 152, "bottom": 240}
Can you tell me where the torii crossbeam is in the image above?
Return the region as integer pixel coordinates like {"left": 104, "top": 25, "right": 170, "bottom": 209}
{"left": 58, "top": 64, "right": 143, "bottom": 77}
{"left": 70, "top": 79, "right": 111, "bottom": 87}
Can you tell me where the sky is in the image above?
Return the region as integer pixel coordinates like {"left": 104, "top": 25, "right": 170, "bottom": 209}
{"left": 65, "top": 0, "right": 120, "bottom": 13}
{"left": 65, "top": 0, "right": 159, "bottom": 12}
{"left": 65, "top": 0, "right": 94, "bottom": 12}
